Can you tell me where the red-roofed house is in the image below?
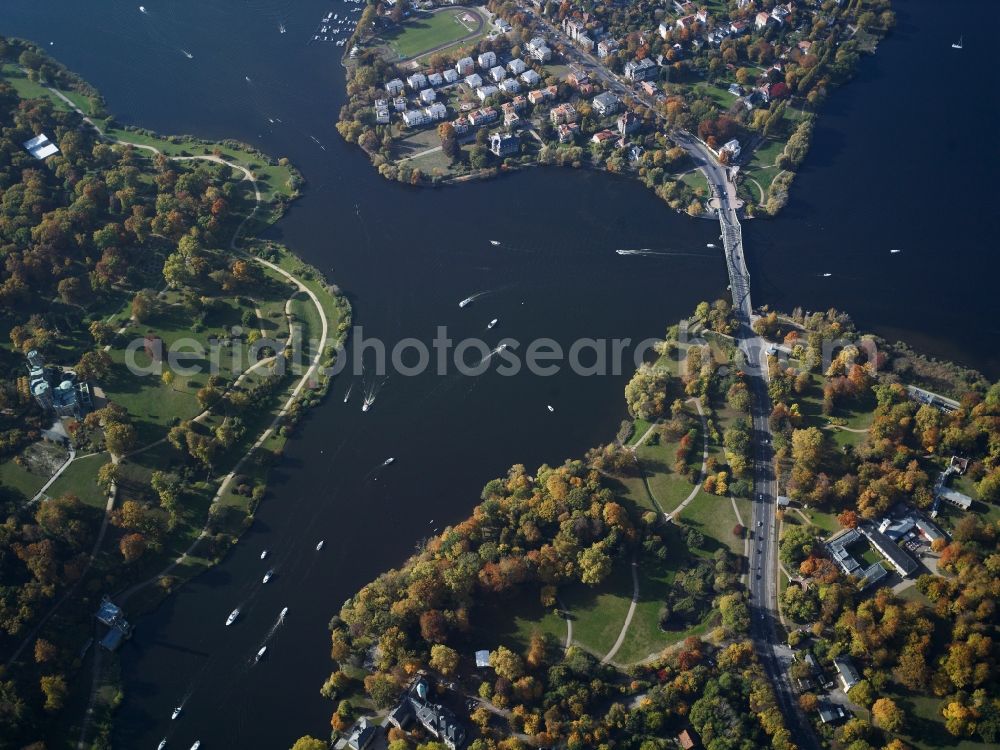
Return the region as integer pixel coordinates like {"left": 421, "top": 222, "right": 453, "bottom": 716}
{"left": 591, "top": 129, "right": 616, "bottom": 144}
{"left": 767, "top": 81, "right": 790, "bottom": 100}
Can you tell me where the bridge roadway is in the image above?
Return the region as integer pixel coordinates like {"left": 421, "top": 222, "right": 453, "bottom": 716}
{"left": 677, "top": 134, "right": 821, "bottom": 750}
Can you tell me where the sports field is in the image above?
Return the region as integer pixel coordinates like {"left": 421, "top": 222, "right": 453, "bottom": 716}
{"left": 385, "top": 8, "right": 485, "bottom": 59}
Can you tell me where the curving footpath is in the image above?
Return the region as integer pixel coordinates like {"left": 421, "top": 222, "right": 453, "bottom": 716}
{"left": 600, "top": 558, "right": 639, "bottom": 665}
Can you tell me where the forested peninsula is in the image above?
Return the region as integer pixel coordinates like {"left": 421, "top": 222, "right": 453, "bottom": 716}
{"left": 0, "top": 38, "right": 349, "bottom": 747}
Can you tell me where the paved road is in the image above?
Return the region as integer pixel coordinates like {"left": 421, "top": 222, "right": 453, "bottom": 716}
{"left": 675, "top": 135, "right": 820, "bottom": 750}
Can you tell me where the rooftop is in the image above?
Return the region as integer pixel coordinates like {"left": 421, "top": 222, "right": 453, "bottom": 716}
{"left": 23, "top": 133, "right": 59, "bottom": 159}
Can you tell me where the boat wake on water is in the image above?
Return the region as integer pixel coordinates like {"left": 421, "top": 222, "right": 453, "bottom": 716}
{"left": 476, "top": 342, "right": 510, "bottom": 367}
{"left": 615, "top": 248, "right": 713, "bottom": 258}
{"left": 459, "top": 291, "right": 489, "bottom": 308}
{"left": 180, "top": 49, "right": 193, "bottom": 59}
{"left": 361, "top": 375, "right": 387, "bottom": 412}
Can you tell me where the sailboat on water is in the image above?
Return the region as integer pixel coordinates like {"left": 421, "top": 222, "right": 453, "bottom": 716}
{"left": 951, "top": 36, "right": 963, "bottom": 50}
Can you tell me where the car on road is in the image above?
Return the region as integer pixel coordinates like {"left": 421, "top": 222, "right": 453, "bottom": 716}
{"left": 757, "top": 520, "right": 763, "bottom": 527}
{"left": 756, "top": 574, "right": 761, "bottom": 579}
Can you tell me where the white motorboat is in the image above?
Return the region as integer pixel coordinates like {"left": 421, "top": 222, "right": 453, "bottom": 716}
{"left": 280, "top": 606, "right": 288, "bottom": 619}
{"left": 190, "top": 743, "right": 201, "bottom": 750}
{"left": 158, "top": 740, "right": 167, "bottom": 750}
{"left": 279, "top": 23, "right": 286, "bottom": 34}
{"left": 822, "top": 273, "right": 832, "bottom": 277}
{"left": 255, "top": 646, "right": 267, "bottom": 662}
{"left": 181, "top": 49, "right": 193, "bottom": 59}
{"left": 344, "top": 382, "right": 353, "bottom": 403}
{"left": 316, "top": 540, "right": 325, "bottom": 551}
{"left": 139, "top": 5, "right": 146, "bottom": 12}
{"left": 459, "top": 296, "right": 474, "bottom": 308}
{"left": 952, "top": 36, "right": 963, "bottom": 49}
{"left": 382, "top": 457, "right": 395, "bottom": 467}
{"left": 490, "top": 240, "right": 500, "bottom": 246}
{"left": 260, "top": 549, "right": 268, "bottom": 560}
{"left": 263, "top": 569, "right": 274, "bottom": 584}
{"left": 226, "top": 608, "right": 240, "bottom": 626}
{"left": 488, "top": 318, "right": 498, "bottom": 329}
{"left": 706, "top": 243, "right": 716, "bottom": 248}
{"left": 171, "top": 707, "right": 181, "bottom": 720}
{"left": 547, "top": 405, "right": 555, "bottom": 413}
{"left": 890, "top": 248, "right": 902, "bottom": 254}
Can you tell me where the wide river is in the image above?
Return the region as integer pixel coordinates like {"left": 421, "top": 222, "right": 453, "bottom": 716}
{"left": 2, "top": 0, "right": 995, "bottom": 747}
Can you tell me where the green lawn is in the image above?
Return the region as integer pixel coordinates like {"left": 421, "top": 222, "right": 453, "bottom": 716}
{"left": 385, "top": 9, "right": 483, "bottom": 60}
{"left": 794, "top": 507, "right": 839, "bottom": 537}
{"left": 886, "top": 689, "right": 994, "bottom": 750}
{"left": 692, "top": 81, "right": 738, "bottom": 110}
{"left": 614, "top": 534, "right": 709, "bottom": 664}
{"left": 638, "top": 438, "right": 701, "bottom": 513}
{"left": 795, "top": 372, "right": 874, "bottom": 434}
{"left": 748, "top": 137, "right": 786, "bottom": 170}
{"left": 678, "top": 490, "right": 743, "bottom": 556}
{"left": 0, "top": 456, "right": 48, "bottom": 501}
{"left": 612, "top": 474, "right": 659, "bottom": 516}
{"left": 1, "top": 64, "right": 75, "bottom": 110}
{"left": 628, "top": 418, "right": 653, "bottom": 446}
{"left": 733, "top": 496, "right": 752, "bottom": 530}
{"left": 472, "top": 589, "right": 568, "bottom": 655}
{"left": 679, "top": 169, "right": 710, "bottom": 196}
{"left": 560, "top": 562, "right": 635, "bottom": 657}
{"left": 45, "top": 452, "right": 109, "bottom": 510}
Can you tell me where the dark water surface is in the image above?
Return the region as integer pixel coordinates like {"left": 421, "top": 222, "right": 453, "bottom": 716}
{"left": 1, "top": 0, "right": 994, "bottom": 747}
